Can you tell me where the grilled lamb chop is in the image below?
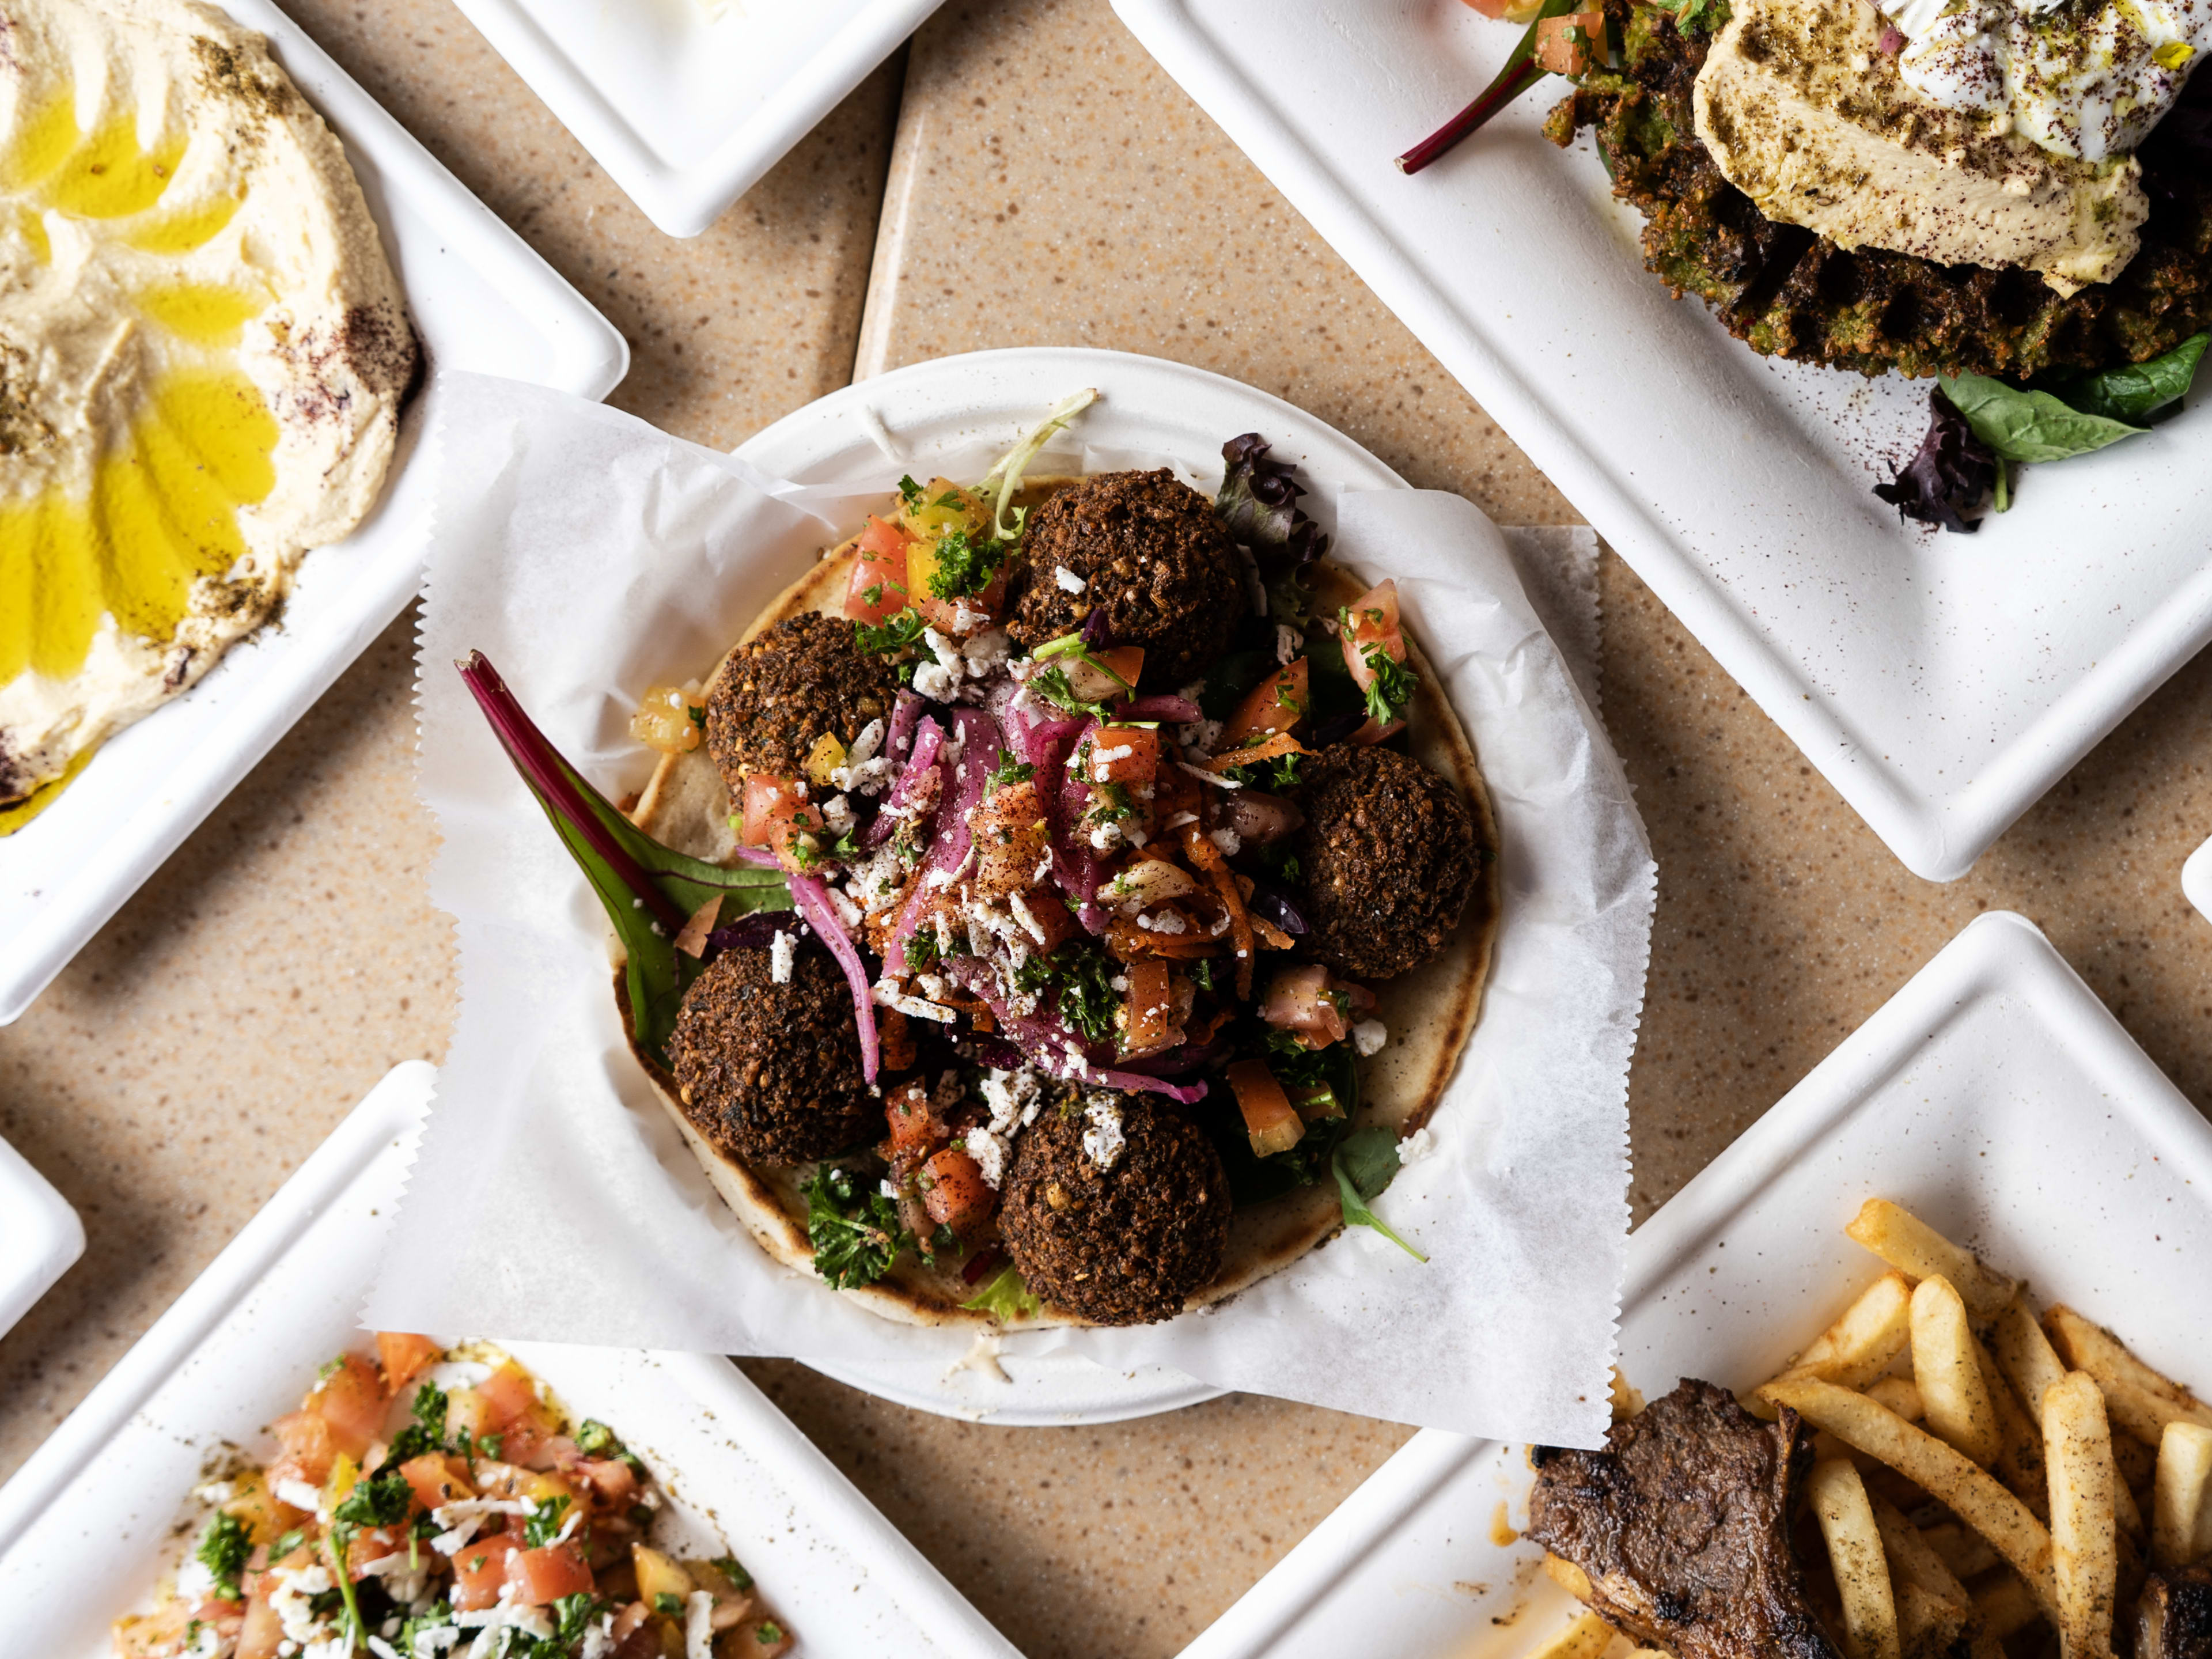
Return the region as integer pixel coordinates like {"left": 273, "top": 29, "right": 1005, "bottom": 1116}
{"left": 2141, "top": 1559, "right": 2212, "bottom": 1659}
{"left": 1525, "top": 1378, "right": 1844, "bottom": 1659}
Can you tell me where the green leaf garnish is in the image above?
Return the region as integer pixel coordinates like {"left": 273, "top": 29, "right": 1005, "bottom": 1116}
{"left": 802, "top": 1165, "right": 910, "bottom": 1289}
{"left": 2038, "top": 331, "right": 2209, "bottom": 427}
{"left": 975, "top": 389, "right": 1098, "bottom": 540}
{"left": 961, "top": 1262, "right": 1044, "bottom": 1322}
{"left": 1332, "top": 1126, "right": 1425, "bottom": 1261}
{"left": 1938, "top": 372, "right": 2149, "bottom": 464}
{"left": 854, "top": 608, "right": 929, "bottom": 658}
{"left": 195, "top": 1512, "right": 252, "bottom": 1602}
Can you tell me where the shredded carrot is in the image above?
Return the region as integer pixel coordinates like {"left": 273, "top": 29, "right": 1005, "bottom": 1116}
{"left": 1108, "top": 916, "right": 1219, "bottom": 960}
{"left": 1250, "top": 915, "right": 1294, "bottom": 951}
{"left": 1205, "top": 730, "right": 1307, "bottom": 775}
{"left": 1181, "top": 825, "right": 1256, "bottom": 998}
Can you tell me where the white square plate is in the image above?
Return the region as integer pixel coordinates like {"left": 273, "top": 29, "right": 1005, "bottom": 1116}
{"left": 1179, "top": 908, "right": 2212, "bottom": 1657}
{"left": 447, "top": 0, "right": 946, "bottom": 237}
{"left": 1112, "top": 0, "right": 2212, "bottom": 882}
{"left": 0, "top": 1133, "right": 81, "bottom": 1343}
{"left": 0, "top": 0, "right": 628, "bottom": 1025}
{"left": 0, "top": 1061, "right": 1022, "bottom": 1659}
{"left": 2187, "top": 834, "right": 2212, "bottom": 923}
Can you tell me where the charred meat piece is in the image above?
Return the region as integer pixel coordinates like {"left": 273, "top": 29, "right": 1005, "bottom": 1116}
{"left": 2141, "top": 1559, "right": 2212, "bottom": 1659}
{"left": 1525, "top": 1378, "right": 1844, "bottom": 1659}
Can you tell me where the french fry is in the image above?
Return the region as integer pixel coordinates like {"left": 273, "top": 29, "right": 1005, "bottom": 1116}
{"left": 1912, "top": 1277, "right": 2002, "bottom": 1466}
{"left": 2044, "top": 1372, "right": 2119, "bottom": 1659}
{"left": 1868, "top": 1493, "right": 1974, "bottom": 1608}
{"left": 1971, "top": 1572, "right": 2040, "bottom": 1641}
{"left": 1991, "top": 1300, "right": 2070, "bottom": 1419}
{"left": 2046, "top": 1307, "right": 2212, "bottom": 1446}
{"left": 1976, "top": 1336, "right": 2052, "bottom": 1522}
{"left": 1809, "top": 1459, "right": 1903, "bottom": 1659}
{"left": 2113, "top": 1430, "right": 2157, "bottom": 1498}
{"left": 1844, "top": 1202, "right": 2020, "bottom": 1316}
{"left": 1921, "top": 1521, "right": 2001, "bottom": 1581}
{"left": 1763, "top": 1378, "right": 2058, "bottom": 1622}
{"left": 1866, "top": 1376, "right": 1925, "bottom": 1423}
{"left": 1752, "top": 1274, "right": 1914, "bottom": 1415}
{"left": 2153, "top": 1421, "right": 2212, "bottom": 1570}
{"left": 1545, "top": 1554, "right": 1596, "bottom": 1601}
{"left": 1524, "top": 1610, "right": 1617, "bottom": 1659}
{"left": 1893, "top": 1581, "right": 1969, "bottom": 1659}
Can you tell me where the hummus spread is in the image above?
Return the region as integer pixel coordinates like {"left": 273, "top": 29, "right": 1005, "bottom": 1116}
{"left": 1694, "top": 0, "right": 2149, "bottom": 294}
{"left": 0, "top": 0, "right": 416, "bottom": 818}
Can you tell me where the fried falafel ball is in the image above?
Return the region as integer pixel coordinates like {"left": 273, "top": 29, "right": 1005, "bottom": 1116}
{"left": 1007, "top": 469, "right": 1245, "bottom": 690}
{"left": 1293, "top": 744, "right": 1479, "bottom": 980}
{"left": 703, "top": 612, "right": 899, "bottom": 798}
{"left": 999, "top": 1090, "right": 1231, "bottom": 1326}
{"left": 666, "top": 938, "right": 880, "bottom": 1164}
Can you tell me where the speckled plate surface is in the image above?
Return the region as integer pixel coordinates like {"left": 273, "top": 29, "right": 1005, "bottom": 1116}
{"left": 0, "top": 0, "right": 627, "bottom": 1027}
{"left": 1115, "top": 0, "right": 2212, "bottom": 883}
{"left": 0, "top": 1063, "right": 1022, "bottom": 1659}
{"left": 446, "top": 0, "right": 944, "bottom": 237}
{"left": 1179, "top": 909, "right": 2212, "bottom": 1657}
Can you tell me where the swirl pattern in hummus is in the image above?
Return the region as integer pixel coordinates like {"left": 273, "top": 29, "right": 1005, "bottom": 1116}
{"left": 0, "top": 0, "right": 417, "bottom": 820}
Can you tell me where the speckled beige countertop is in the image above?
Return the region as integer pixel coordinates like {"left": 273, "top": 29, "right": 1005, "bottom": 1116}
{"left": 2, "top": 1, "right": 2209, "bottom": 1656}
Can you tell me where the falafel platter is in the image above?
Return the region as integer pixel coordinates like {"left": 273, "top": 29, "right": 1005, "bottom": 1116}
{"left": 464, "top": 393, "right": 1502, "bottom": 1332}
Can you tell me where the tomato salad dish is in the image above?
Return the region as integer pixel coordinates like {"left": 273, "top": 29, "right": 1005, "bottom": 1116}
{"left": 115, "top": 1335, "right": 791, "bottom": 1659}
{"left": 461, "top": 393, "right": 1500, "bottom": 1331}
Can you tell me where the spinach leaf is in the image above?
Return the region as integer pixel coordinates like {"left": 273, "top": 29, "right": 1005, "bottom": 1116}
{"left": 2040, "top": 332, "right": 2209, "bottom": 426}
{"left": 1938, "top": 372, "right": 2148, "bottom": 464}
{"left": 1332, "top": 1125, "right": 1426, "bottom": 1261}
{"left": 961, "top": 1262, "right": 1044, "bottom": 1322}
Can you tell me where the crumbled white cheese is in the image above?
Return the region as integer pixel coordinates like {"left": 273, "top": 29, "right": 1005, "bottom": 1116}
{"left": 1136, "top": 910, "right": 1188, "bottom": 934}
{"left": 1081, "top": 1093, "right": 1127, "bottom": 1171}
{"left": 191, "top": 1479, "right": 238, "bottom": 1505}
{"left": 1275, "top": 623, "right": 1305, "bottom": 665}
{"left": 979, "top": 1066, "right": 1044, "bottom": 1134}
{"left": 820, "top": 793, "right": 855, "bottom": 835}
{"left": 1093, "top": 743, "right": 1134, "bottom": 765}
{"left": 1397, "top": 1126, "right": 1436, "bottom": 1165}
{"left": 964, "top": 627, "right": 1012, "bottom": 673}
{"left": 872, "top": 981, "right": 958, "bottom": 1022}
{"left": 409, "top": 1625, "right": 462, "bottom": 1658}
{"left": 1210, "top": 826, "right": 1242, "bottom": 856}
{"left": 368, "top": 1639, "right": 403, "bottom": 1659}
{"left": 769, "top": 930, "right": 797, "bottom": 984}
{"left": 1353, "top": 1019, "right": 1389, "bottom": 1058}
{"left": 685, "top": 1591, "right": 717, "bottom": 1659}
{"left": 825, "top": 885, "right": 864, "bottom": 930}
{"left": 966, "top": 1126, "right": 1010, "bottom": 1189}
{"left": 274, "top": 1478, "right": 324, "bottom": 1514}
{"left": 1089, "top": 820, "right": 1127, "bottom": 852}
{"left": 916, "top": 971, "right": 948, "bottom": 999}
{"left": 271, "top": 1562, "right": 336, "bottom": 1645}
{"left": 1054, "top": 565, "right": 1086, "bottom": 593}
{"left": 911, "top": 661, "right": 957, "bottom": 702}
{"left": 1162, "top": 810, "right": 1198, "bottom": 830}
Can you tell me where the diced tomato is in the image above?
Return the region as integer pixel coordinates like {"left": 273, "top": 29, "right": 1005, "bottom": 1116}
{"left": 1086, "top": 725, "right": 1160, "bottom": 786}
{"left": 375, "top": 1332, "right": 442, "bottom": 1393}
{"left": 400, "top": 1452, "right": 475, "bottom": 1513}
{"left": 305, "top": 1353, "right": 386, "bottom": 1461}
{"left": 1221, "top": 659, "right": 1309, "bottom": 748}
{"left": 235, "top": 1593, "right": 283, "bottom": 1659}
{"left": 844, "top": 516, "right": 911, "bottom": 626}
{"left": 885, "top": 1079, "right": 946, "bottom": 1158}
{"left": 1008, "top": 888, "right": 1077, "bottom": 954}
{"left": 914, "top": 562, "right": 1010, "bottom": 634}
{"left": 269, "top": 1411, "right": 336, "bottom": 1487}
{"left": 453, "top": 1535, "right": 522, "bottom": 1611}
{"left": 1121, "top": 959, "right": 1182, "bottom": 1057}
{"left": 974, "top": 778, "right": 1051, "bottom": 897}
{"left": 1227, "top": 1059, "right": 1304, "bottom": 1157}
{"left": 509, "top": 1541, "right": 595, "bottom": 1606}
{"left": 1260, "top": 964, "right": 1350, "bottom": 1050}
{"left": 1338, "top": 579, "right": 1404, "bottom": 694}
{"left": 739, "top": 774, "right": 823, "bottom": 874}
{"left": 578, "top": 1456, "right": 639, "bottom": 1510}
{"left": 921, "top": 1147, "right": 997, "bottom": 1237}
{"left": 346, "top": 1527, "right": 403, "bottom": 1578}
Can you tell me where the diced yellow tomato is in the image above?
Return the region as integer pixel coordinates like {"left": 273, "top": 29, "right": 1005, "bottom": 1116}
{"left": 738, "top": 775, "right": 823, "bottom": 873}
{"left": 325, "top": 1452, "right": 361, "bottom": 1514}
{"left": 220, "top": 1470, "right": 299, "bottom": 1546}
{"left": 446, "top": 1385, "right": 493, "bottom": 1444}
{"left": 921, "top": 1146, "right": 997, "bottom": 1237}
{"left": 844, "top": 516, "right": 911, "bottom": 626}
{"left": 803, "top": 733, "right": 846, "bottom": 787}
{"left": 1121, "top": 958, "right": 1181, "bottom": 1057}
{"left": 400, "top": 1452, "right": 475, "bottom": 1512}
{"left": 628, "top": 685, "right": 701, "bottom": 756}
{"left": 305, "top": 1353, "right": 386, "bottom": 1461}
{"left": 1227, "top": 1059, "right": 1304, "bottom": 1156}
{"left": 632, "top": 1545, "right": 695, "bottom": 1609}
{"left": 1338, "top": 578, "right": 1404, "bottom": 694}
{"left": 454, "top": 1535, "right": 521, "bottom": 1611}
{"left": 376, "top": 1332, "right": 443, "bottom": 1393}
{"left": 510, "top": 1541, "right": 595, "bottom": 1606}
{"left": 899, "top": 477, "right": 988, "bottom": 541}
{"left": 1221, "top": 658, "right": 1308, "bottom": 748}
{"left": 974, "top": 779, "right": 1051, "bottom": 898}
{"left": 1086, "top": 725, "right": 1160, "bottom": 786}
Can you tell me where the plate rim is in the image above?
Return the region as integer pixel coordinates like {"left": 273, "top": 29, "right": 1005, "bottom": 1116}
{"left": 1175, "top": 907, "right": 2212, "bottom": 1656}
{"left": 1108, "top": 0, "right": 2212, "bottom": 884}
{"left": 0, "top": 1134, "right": 83, "bottom": 1345}
{"left": 2187, "top": 835, "right": 2212, "bottom": 925}
{"left": 446, "top": 0, "right": 948, "bottom": 237}
{"left": 0, "top": 0, "right": 629, "bottom": 1025}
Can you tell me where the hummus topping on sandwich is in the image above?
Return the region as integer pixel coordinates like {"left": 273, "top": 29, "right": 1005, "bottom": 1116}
{"left": 1694, "top": 0, "right": 2151, "bottom": 294}
{"left": 0, "top": 0, "right": 416, "bottom": 821}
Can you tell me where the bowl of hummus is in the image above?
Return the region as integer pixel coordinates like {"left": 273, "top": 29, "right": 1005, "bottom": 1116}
{"left": 0, "top": 0, "right": 418, "bottom": 825}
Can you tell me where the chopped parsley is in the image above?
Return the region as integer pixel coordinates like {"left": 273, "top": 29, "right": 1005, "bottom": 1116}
{"left": 905, "top": 929, "right": 941, "bottom": 973}
{"left": 1225, "top": 751, "right": 1304, "bottom": 791}
{"left": 987, "top": 749, "right": 1035, "bottom": 790}
{"left": 853, "top": 609, "right": 928, "bottom": 658}
{"left": 378, "top": 1376, "right": 450, "bottom": 1469}
{"left": 1082, "top": 782, "right": 1135, "bottom": 826}
{"left": 1359, "top": 646, "right": 1418, "bottom": 725}
{"left": 924, "top": 528, "right": 1007, "bottom": 600}
{"left": 654, "top": 1592, "right": 685, "bottom": 1618}
{"left": 267, "top": 1527, "right": 309, "bottom": 1562}
{"left": 861, "top": 582, "right": 884, "bottom": 608}
{"left": 522, "top": 1493, "right": 571, "bottom": 1548}
{"left": 897, "top": 475, "right": 923, "bottom": 506}
{"left": 332, "top": 1470, "right": 412, "bottom": 1530}
{"left": 195, "top": 1512, "right": 252, "bottom": 1602}
{"left": 1056, "top": 946, "right": 1121, "bottom": 1045}
{"left": 801, "top": 1165, "right": 910, "bottom": 1289}
{"left": 574, "top": 1419, "right": 617, "bottom": 1455}
{"left": 1257, "top": 843, "right": 1302, "bottom": 885}
{"left": 757, "top": 1624, "right": 786, "bottom": 1647}
{"left": 1188, "top": 959, "right": 1218, "bottom": 994}
{"left": 713, "top": 1556, "right": 756, "bottom": 1592}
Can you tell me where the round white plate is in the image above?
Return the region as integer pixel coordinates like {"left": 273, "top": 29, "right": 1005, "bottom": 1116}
{"left": 738, "top": 347, "right": 1406, "bottom": 1424}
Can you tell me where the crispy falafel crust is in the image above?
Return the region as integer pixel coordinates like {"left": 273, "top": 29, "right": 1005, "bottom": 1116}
{"left": 619, "top": 505, "right": 1501, "bottom": 1330}
{"left": 1007, "top": 469, "right": 1246, "bottom": 688}
{"left": 1546, "top": 0, "right": 2212, "bottom": 380}
{"left": 666, "top": 942, "right": 881, "bottom": 1164}
{"left": 1296, "top": 744, "right": 1482, "bottom": 981}
{"left": 703, "top": 611, "right": 899, "bottom": 797}
{"left": 999, "top": 1093, "right": 1234, "bottom": 1326}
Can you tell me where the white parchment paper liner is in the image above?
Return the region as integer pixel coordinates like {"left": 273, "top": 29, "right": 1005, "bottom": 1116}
{"left": 366, "top": 373, "right": 1653, "bottom": 1446}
